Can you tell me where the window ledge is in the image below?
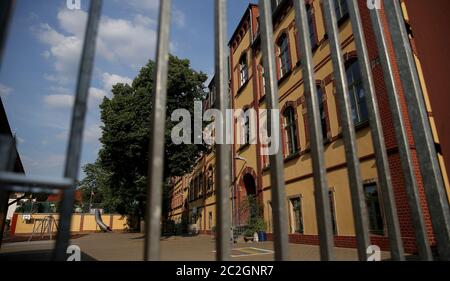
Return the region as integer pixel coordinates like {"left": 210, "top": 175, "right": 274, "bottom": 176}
{"left": 278, "top": 69, "right": 293, "bottom": 85}
{"left": 284, "top": 151, "right": 301, "bottom": 163}
{"left": 237, "top": 143, "right": 251, "bottom": 153}
{"left": 355, "top": 120, "right": 370, "bottom": 130}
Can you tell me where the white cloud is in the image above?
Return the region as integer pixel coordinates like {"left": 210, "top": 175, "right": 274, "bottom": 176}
{"left": 173, "top": 9, "right": 186, "bottom": 28}
{"left": 43, "top": 94, "right": 74, "bottom": 108}
{"left": 35, "top": 8, "right": 160, "bottom": 79}
{"left": 0, "top": 83, "right": 13, "bottom": 98}
{"left": 97, "top": 15, "right": 157, "bottom": 68}
{"left": 43, "top": 87, "right": 109, "bottom": 110}
{"left": 83, "top": 123, "right": 102, "bottom": 143}
{"left": 89, "top": 87, "right": 108, "bottom": 101}
{"left": 23, "top": 154, "right": 65, "bottom": 173}
{"left": 124, "top": 0, "right": 160, "bottom": 13}
{"left": 102, "top": 72, "right": 133, "bottom": 92}
{"left": 17, "top": 137, "right": 25, "bottom": 144}
{"left": 35, "top": 23, "right": 82, "bottom": 82}
{"left": 56, "top": 122, "right": 101, "bottom": 144}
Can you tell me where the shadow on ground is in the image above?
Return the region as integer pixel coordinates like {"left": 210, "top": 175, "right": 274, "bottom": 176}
{"left": 0, "top": 250, "right": 97, "bottom": 261}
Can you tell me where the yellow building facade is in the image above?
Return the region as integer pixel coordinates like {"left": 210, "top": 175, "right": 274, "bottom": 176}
{"left": 168, "top": 0, "right": 449, "bottom": 253}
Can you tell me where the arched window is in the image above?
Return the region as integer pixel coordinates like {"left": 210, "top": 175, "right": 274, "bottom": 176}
{"left": 334, "top": 0, "right": 348, "bottom": 21}
{"left": 277, "top": 33, "right": 291, "bottom": 78}
{"left": 283, "top": 106, "right": 299, "bottom": 155}
{"left": 239, "top": 53, "right": 249, "bottom": 87}
{"left": 199, "top": 173, "right": 204, "bottom": 197}
{"left": 317, "top": 87, "right": 328, "bottom": 140}
{"left": 259, "top": 63, "right": 266, "bottom": 97}
{"left": 306, "top": 4, "right": 317, "bottom": 47}
{"left": 207, "top": 166, "right": 214, "bottom": 193}
{"left": 346, "top": 60, "right": 368, "bottom": 125}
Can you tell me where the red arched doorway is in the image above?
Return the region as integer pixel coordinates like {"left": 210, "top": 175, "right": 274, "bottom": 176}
{"left": 237, "top": 167, "right": 259, "bottom": 226}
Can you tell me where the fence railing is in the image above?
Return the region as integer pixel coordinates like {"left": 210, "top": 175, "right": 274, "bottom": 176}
{"left": 0, "top": 0, "right": 449, "bottom": 261}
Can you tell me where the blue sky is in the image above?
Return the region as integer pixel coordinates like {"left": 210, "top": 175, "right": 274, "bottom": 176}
{"left": 0, "top": 0, "right": 254, "bottom": 178}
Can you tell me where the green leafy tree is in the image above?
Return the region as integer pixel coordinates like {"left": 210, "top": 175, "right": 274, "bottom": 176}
{"left": 84, "top": 55, "right": 207, "bottom": 227}
{"left": 78, "top": 161, "right": 110, "bottom": 212}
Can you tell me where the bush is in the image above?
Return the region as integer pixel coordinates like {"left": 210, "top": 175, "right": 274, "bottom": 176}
{"left": 243, "top": 216, "right": 266, "bottom": 237}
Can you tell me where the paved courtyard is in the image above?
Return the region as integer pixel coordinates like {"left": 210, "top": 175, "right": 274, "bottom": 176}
{"left": 0, "top": 232, "right": 392, "bottom": 261}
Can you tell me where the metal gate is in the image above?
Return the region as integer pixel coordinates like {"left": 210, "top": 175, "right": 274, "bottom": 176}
{"left": 0, "top": 0, "right": 449, "bottom": 261}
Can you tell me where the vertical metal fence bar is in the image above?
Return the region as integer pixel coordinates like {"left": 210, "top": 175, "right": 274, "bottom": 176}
{"left": 53, "top": 0, "right": 103, "bottom": 261}
{"left": 346, "top": 0, "right": 404, "bottom": 260}
{"left": 0, "top": 0, "right": 15, "bottom": 67}
{"left": 369, "top": 4, "right": 432, "bottom": 261}
{"left": 384, "top": 0, "right": 450, "bottom": 260}
{"left": 322, "top": 0, "right": 369, "bottom": 261}
{"left": 144, "top": 0, "right": 172, "bottom": 261}
{"left": 259, "top": 0, "right": 289, "bottom": 261}
{"left": 214, "top": 0, "right": 231, "bottom": 261}
{"left": 293, "top": 0, "right": 334, "bottom": 261}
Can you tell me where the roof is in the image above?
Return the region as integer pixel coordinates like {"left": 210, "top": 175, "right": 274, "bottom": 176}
{"left": 0, "top": 97, "right": 25, "bottom": 173}
{"left": 228, "top": 3, "right": 259, "bottom": 46}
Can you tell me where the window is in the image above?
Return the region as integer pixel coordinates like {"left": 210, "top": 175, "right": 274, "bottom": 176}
{"left": 328, "top": 190, "right": 338, "bottom": 235}
{"left": 259, "top": 64, "right": 266, "bottom": 97}
{"left": 199, "top": 173, "right": 204, "bottom": 197}
{"left": 334, "top": 0, "right": 348, "bottom": 21}
{"left": 261, "top": 139, "right": 271, "bottom": 168}
{"left": 209, "top": 212, "right": 213, "bottom": 229}
{"left": 317, "top": 87, "right": 328, "bottom": 140}
{"left": 209, "top": 85, "right": 216, "bottom": 107}
{"left": 243, "top": 109, "right": 251, "bottom": 145}
{"left": 306, "top": 4, "right": 317, "bottom": 47}
{"left": 239, "top": 53, "right": 249, "bottom": 87}
{"left": 346, "top": 60, "right": 368, "bottom": 125}
{"left": 283, "top": 107, "right": 299, "bottom": 155}
{"left": 196, "top": 176, "right": 200, "bottom": 199}
{"left": 277, "top": 33, "right": 291, "bottom": 78}
{"left": 290, "top": 198, "right": 304, "bottom": 234}
{"left": 271, "top": 0, "right": 282, "bottom": 11}
{"left": 207, "top": 166, "right": 214, "bottom": 193}
{"left": 189, "top": 180, "right": 194, "bottom": 201}
{"left": 364, "top": 183, "right": 385, "bottom": 235}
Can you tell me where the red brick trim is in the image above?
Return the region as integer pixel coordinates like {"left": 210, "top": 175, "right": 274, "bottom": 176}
{"left": 10, "top": 213, "right": 18, "bottom": 237}
{"left": 266, "top": 233, "right": 418, "bottom": 254}
{"left": 238, "top": 167, "right": 258, "bottom": 188}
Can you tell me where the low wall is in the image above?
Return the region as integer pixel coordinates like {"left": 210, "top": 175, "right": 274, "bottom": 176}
{"left": 10, "top": 213, "right": 128, "bottom": 236}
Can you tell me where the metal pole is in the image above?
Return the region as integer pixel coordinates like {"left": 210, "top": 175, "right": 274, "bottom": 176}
{"left": 384, "top": 0, "right": 450, "bottom": 261}
{"left": 368, "top": 4, "right": 432, "bottom": 261}
{"left": 322, "top": 0, "right": 369, "bottom": 261}
{"left": 53, "top": 0, "right": 103, "bottom": 261}
{"left": 346, "top": 0, "right": 405, "bottom": 260}
{"left": 258, "top": 0, "right": 289, "bottom": 261}
{"left": 293, "top": 0, "right": 334, "bottom": 261}
{"left": 214, "top": 0, "right": 231, "bottom": 261}
{"left": 144, "top": 0, "right": 172, "bottom": 261}
{"left": 0, "top": 0, "right": 15, "bottom": 68}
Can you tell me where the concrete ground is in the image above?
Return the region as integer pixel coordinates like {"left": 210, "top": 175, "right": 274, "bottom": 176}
{"left": 0, "top": 232, "right": 392, "bottom": 261}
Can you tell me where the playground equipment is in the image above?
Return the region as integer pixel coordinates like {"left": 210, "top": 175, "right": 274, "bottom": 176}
{"left": 28, "top": 215, "right": 58, "bottom": 242}
{"left": 94, "top": 209, "right": 111, "bottom": 232}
